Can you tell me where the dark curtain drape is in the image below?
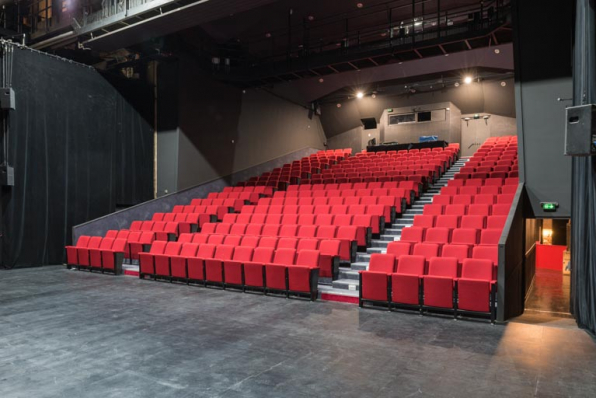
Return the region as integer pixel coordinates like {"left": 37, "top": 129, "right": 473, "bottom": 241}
{"left": 571, "top": 0, "right": 596, "bottom": 335}
{"left": 1, "top": 46, "right": 153, "bottom": 268}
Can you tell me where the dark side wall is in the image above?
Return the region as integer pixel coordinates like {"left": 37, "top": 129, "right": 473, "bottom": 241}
{"left": 2, "top": 46, "right": 153, "bottom": 268}
{"left": 513, "top": 0, "right": 574, "bottom": 218}
{"left": 158, "top": 54, "right": 326, "bottom": 193}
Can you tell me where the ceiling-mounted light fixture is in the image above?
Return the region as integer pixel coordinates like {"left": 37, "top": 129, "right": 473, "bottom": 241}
{"left": 356, "top": 91, "right": 364, "bottom": 99}
{"left": 494, "top": 48, "right": 501, "bottom": 54}
{"left": 357, "top": 2, "right": 364, "bottom": 8}
{"left": 464, "top": 76, "right": 473, "bottom": 84}
{"left": 454, "top": 82, "right": 460, "bottom": 87}
{"left": 337, "top": 103, "right": 342, "bottom": 108}
{"left": 501, "top": 81, "right": 507, "bottom": 87}
{"left": 319, "top": 78, "right": 324, "bottom": 83}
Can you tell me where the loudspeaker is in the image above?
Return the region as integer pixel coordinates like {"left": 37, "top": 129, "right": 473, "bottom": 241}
{"left": 361, "top": 117, "right": 377, "bottom": 130}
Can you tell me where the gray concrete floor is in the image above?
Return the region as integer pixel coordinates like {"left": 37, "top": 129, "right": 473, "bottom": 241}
{"left": 1, "top": 266, "right": 596, "bottom": 398}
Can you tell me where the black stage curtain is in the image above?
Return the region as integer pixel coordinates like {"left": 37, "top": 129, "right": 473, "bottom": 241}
{"left": 571, "top": 0, "right": 596, "bottom": 335}
{"left": 1, "top": 47, "right": 153, "bottom": 268}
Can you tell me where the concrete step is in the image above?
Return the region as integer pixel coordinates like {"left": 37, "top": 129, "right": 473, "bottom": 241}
{"left": 371, "top": 239, "right": 391, "bottom": 248}
{"left": 350, "top": 262, "right": 368, "bottom": 271}
{"left": 317, "top": 284, "right": 359, "bottom": 298}
{"left": 366, "top": 247, "right": 386, "bottom": 254}
{"left": 332, "top": 279, "right": 360, "bottom": 291}
{"left": 339, "top": 269, "right": 360, "bottom": 280}
{"left": 378, "top": 234, "right": 398, "bottom": 242}
{"left": 356, "top": 253, "right": 371, "bottom": 262}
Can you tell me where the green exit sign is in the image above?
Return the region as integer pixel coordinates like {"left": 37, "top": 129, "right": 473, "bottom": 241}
{"left": 387, "top": 108, "right": 393, "bottom": 113}
{"left": 541, "top": 202, "right": 559, "bottom": 212}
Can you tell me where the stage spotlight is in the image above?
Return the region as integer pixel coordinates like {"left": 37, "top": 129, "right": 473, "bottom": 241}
{"left": 464, "top": 76, "right": 473, "bottom": 84}
{"left": 356, "top": 91, "right": 364, "bottom": 99}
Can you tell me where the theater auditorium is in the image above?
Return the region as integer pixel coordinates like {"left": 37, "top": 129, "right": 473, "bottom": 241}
{"left": 1, "top": 0, "right": 596, "bottom": 397}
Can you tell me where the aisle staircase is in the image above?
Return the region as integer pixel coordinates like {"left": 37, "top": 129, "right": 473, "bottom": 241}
{"left": 318, "top": 157, "right": 469, "bottom": 301}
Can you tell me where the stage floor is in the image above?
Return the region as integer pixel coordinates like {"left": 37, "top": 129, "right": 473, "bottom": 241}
{"left": 1, "top": 266, "right": 596, "bottom": 398}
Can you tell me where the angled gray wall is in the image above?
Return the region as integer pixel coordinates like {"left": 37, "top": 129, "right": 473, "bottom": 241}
{"left": 512, "top": 0, "right": 573, "bottom": 218}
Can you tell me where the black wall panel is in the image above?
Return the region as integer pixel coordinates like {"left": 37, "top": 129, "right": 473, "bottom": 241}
{"left": 2, "top": 48, "right": 153, "bottom": 268}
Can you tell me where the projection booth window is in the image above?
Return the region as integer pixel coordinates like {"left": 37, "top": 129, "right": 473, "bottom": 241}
{"left": 389, "top": 113, "right": 416, "bottom": 125}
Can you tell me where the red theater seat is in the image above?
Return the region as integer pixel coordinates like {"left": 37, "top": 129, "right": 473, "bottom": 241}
{"left": 188, "top": 244, "right": 217, "bottom": 282}
{"left": 205, "top": 245, "right": 235, "bottom": 286}
{"left": 244, "top": 247, "right": 275, "bottom": 291}
{"left": 391, "top": 255, "right": 425, "bottom": 307}
{"left": 458, "top": 259, "right": 496, "bottom": 321}
{"left": 423, "top": 257, "right": 458, "bottom": 310}
{"left": 359, "top": 254, "right": 396, "bottom": 306}
{"left": 170, "top": 243, "right": 200, "bottom": 280}
{"left": 288, "top": 250, "right": 321, "bottom": 299}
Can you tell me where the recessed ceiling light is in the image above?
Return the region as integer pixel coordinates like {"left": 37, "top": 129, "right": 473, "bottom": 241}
{"left": 319, "top": 78, "right": 324, "bottom": 83}
{"left": 398, "top": 62, "right": 403, "bottom": 65}
{"left": 454, "top": 82, "right": 460, "bottom": 87}
{"left": 337, "top": 103, "right": 342, "bottom": 108}
{"left": 494, "top": 48, "right": 500, "bottom": 54}
{"left": 308, "top": 15, "right": 315, "bottom": 21}
{"left": 265, "top": 32, "right": 271, "bottom": 38}
{"left": 501, "top": 81, "right": 507, "bottom": 87}
{"left": 357, "top": 3, "right": 364, "bottom": 8}
{"left": 371, "top": 94, "right": 376, "bottom": 99}
{"left": 444, "top": 53, "right": 449, "bottom": 56}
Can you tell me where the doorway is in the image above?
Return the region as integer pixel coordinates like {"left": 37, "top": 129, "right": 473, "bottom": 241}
{"left": 520, "top": 219, "right": 572, "bottom": 324}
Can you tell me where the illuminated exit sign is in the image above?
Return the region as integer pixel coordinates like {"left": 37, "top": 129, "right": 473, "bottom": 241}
{"left": 541, "top": 202, "right": 559, "bottom": 212}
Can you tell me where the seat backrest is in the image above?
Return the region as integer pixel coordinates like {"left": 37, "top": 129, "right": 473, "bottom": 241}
{"left": 164, "top": 242, "right": 183, "bottom": 256}
{"left": 297, "top": 238, "right": 319, "bottom": 251}
{"left": 75, "top": 236, "right": 91, "bottom": 248}
{"left": 467, "top": 204, "right": 490, "bottom": 216}
{"left": 461, "top": 259, "right": 493, "bottom": 280}
{"left": 433, "top": 195, "right": 451, "bottom": 205}
{"left": 475, "top": 194, "right": 496, "bottom": 205}
{"left": 105, "top": 230, "right": 118, "bottom": 239}
{"left": 196, "top": 244, "right": 216, "bottom": 259}
{"left": 98, "top": 238, "right": 115, "bottom": 250}
{"left": 273, "top": 248, "right": 296, "bottom": 265}
{"left": 245, "top": 224, "right": 264, "bottom": 236}
{"left": 423, "top": 204, "right": 444, "bottom": 216}
{"left": 424, "top": 228, "right": 450, "bottom": 244}
{"left": 472, "top": 245, "right": 499, "bottom": 265}
{"left": 180, "top": 243, "right": 200, "bottom": 257}
{"left": 279, "top": 224, "right": 299, "bottom": 237}
{"left": 240, "top": 235, "right": 260, "bottom": 248}
{"left": 368, "top": 253, "right": 396, "bottom": 273}
{"left": 444, "top": 204, "right": 467, "bottom": 216}
{"left": 435, "top": 215, "right": 459, "bottom": 229}
{"left": 480, "top": 229, "right": 502, "bottom": 245}
{"left": 214, "top": 245, "right": 235, "bottom": 260}
{"left": 192, "top": 234, "right": 209, "bottom": 244}
{"left": 201, "top": 223, "right": 217, "bottom": 234}
{"left": 460, "top": 215, "right": 485, "bottom": 229}
{"left": 386, "top": 241, "right": 411, "bottom": 257}
{"left": 282, "top": 214, "right": 299, "bottom": 225}
{"left": 396, "top": 255, "right": 425, "bottom": 275}
{"left": 428, "top": 257, "right": 458, "bottom": 278}
{"left": 207, "top": 234, "right": 225, "bottom": 245}
{"left": 441, "top": 244, "right": 470, "bottom": 263}
{"left": 277, "top": 237, "right": 298, "bottom": 249}
{"left": 230, "top": 224, "right": 247, "bottom": 235}
{"left": 451, "top": 228, "right": 479, "bottom": 245}
{"left": 214, "top": 223, "right": 232, "bottom": 234}
{"left": 116, "top": 230, "right": 130, "bottom": 239}
{"left": 262, "top": 224, "right": 281, "bottom": 236}
{"left": 111, "top": 239, "right": 128, "bottom": 252}
{"left": 452, "top": 195, "right": 473, "bottom": 205}
{"left": 259, "top": 236, "right": 279, "bottom": 248}
{"left": 412, "top": 243, "right": 440, "bottom": 259}
{"left": 413, "top": 215, "right": 435, "bottom": 228}
{"left": 296, "top": 250, "right": 320, "bottom": 267}
{"left": 87, "top": 236, "right": 103, "bottom": 249}
{"left": 316, "top": 225, "right": 338, "bottom": 238}
{"left": 487, "top": 216, "right": 507, "bottom": 229}
{"left": 231, "top": 246, "right": 253, "bottom": 262}
{"left": 400, "top": 226, "right": 424, "bottom": 242}
{"left": 149, "top": 240, "right": 168, "bottom": 254}
{"left": 223, "top": 235, "right": 242, "bottom": 246}
{"left": 337, "top": 226, "right": 358, "bottom": 240}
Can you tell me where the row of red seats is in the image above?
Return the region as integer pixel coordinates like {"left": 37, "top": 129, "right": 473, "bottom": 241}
{"left": 189, "top": 198, "right": 245, "bottom": 214}
{"left": 286, "top": 181, "right": 417, "bottom": 197}
{"left": 432, "top": 193, "right": 510, "bottom": 206}
{"left": 221, "top": 186, "right": 273, "bottom": 195}
{"left": 441, "top": 185, "right": 516, "bottom": 195}
{"left": 139, "top": 241, "right": 321, "bottom": 300}
{"left": 177, "top": 233, "right": 341, "bottom": 279}
{"left": 240, "top": 204, "right": 385, "bottom": 234}
{"left": 385, "top": 241, "right": 497, "bottom": 273}
{"left": 199, "top": 222, "right": 359, "bottom": 261}
{"left": 277, "top": 189, "right": 409, "bottom": 210}
{"left": 414, "top": 214, "right": 507, "bottom": 230}
{"left": 447, "top": 177, "right": 518, "bottom": 187}
{"left": 400, "top": 227, "right": 498, "bottom": 251}
{"left": 455, "top": 171, "right": 518, "bottom": 179}
{"left": 129, "top": 220, "right": 181, "bottom": 240}
{"left": 423, "top": 204, "right": 512, "bottom": 218}
{"left": 257, "top": 196, "right": 401, "bottom": 222}
{"left": 359, "top": 254, "right": 496, "bottom": 323}
{"left": 66, "top": 236, "right": 126, "bottom": 274}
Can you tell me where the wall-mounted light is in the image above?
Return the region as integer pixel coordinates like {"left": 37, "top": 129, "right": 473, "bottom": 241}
{"left": 494, "top": 48, "right": 501, "bottom": 54}
{"left": 356, "top": 91, "right": 364, "bottom": 99}
{"left": 336, "top": 103, "right": 342, "bottom": 108}
{"left": 501, "top": 81, "right": 507, "bottom": 87}
{"left": 464, "top": 76, "right": 473, "bottom": 84}
{"left": 454, "top": 82, "right": 460, "bottom": 87}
